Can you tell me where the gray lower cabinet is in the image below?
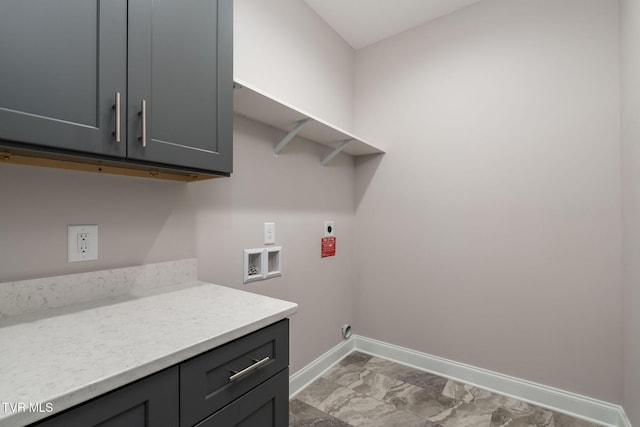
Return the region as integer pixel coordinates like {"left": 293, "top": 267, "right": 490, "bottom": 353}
{"left": 32, "top": 367, "right": 179, "bottom": 427}
{"left": 0, "top": 0, "right": 232, "bottom": 176}
{"left": 180, "top": 319, "right": 289, "bottom": 426}
{"left": 31, "top": 320, "right": 289, "bottom": 427}
{"left": 194, "top": 369, "right": 289, "bottom": 427}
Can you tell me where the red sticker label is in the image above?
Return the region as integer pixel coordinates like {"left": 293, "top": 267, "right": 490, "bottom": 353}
{"left": 321, "top": 237, "right": 336, "bottom": 258}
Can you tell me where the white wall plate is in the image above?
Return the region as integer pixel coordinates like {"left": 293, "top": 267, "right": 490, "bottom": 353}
{"left": 68, "top": 225, "right": 98, "bottom": 263}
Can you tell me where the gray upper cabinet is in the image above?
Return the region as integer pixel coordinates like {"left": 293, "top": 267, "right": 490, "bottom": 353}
{"left": 128, "top": 0, "right": 233, "bottom": 172}
{"left": 0, "top": 0, "right": 127, "bottom": 158}
{"left": 128, "top": 0, "right": 233, "bottom": 173}
{"left": 0, "top": 0, "right": 232, "bottom": 177}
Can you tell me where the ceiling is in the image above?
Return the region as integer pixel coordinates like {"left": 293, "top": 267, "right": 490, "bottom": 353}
{"left": 303, "top": 0, "right": 482, "bottom": 50}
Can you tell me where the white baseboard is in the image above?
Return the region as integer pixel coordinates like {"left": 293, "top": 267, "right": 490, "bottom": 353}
{"left": 619, "top": 409, "right": 633, "bottom": 427}
{"left": 289, "top": 337, "right": 355, "bottom": 399}
{"left": 290, "top": 334, "right": 631, "bottom": 427}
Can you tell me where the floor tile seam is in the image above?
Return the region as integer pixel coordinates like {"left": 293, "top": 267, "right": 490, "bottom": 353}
{"left": 295, "top": 398, "right": 357, "bottom": 427}
{"left": 346, "top": 376, "right": 435, "bottom": 424}
{"left": 374, "top": 359, "right": 559, "bottom": 418}
{"left": 424, "top": 402, "right": 493, "bottom": 423}
{"left": 343, "top": 362, "right": 408, "bottom": 391}
{"left": 348, "top": 360, "right": 475, "bottom": 422}
{"left": 361, "top": 359, "right": 534, "bottom": 420}
{"left": 331, "top": 411, "right": 357, "bottom": 427}
{"left": 406, "top": 365, "right": 571, "bottom": 420}
{"left": 319, "top": 375, "right": 434, "bottom": 425}
{"left": 310, "top": 374, "right": 391, "bottom": 423}
{"left": 392, "top": 405, "right": 431, "bottom": 423}
{"left": 382, "top": 389, "right": 459, "bottom": 422}
{"left": 426, "top": 403, "right": 495, "bottom": 426}
{"left": 314, "top": 390, "right": 379, "bottom": 427}
{"left": 363, "top": 359, "right": 446, "bottom": 392}
{"left": 288, "top": 398, "right": 347, "bottom": 427}
{"left": 308, "top": 376, "right": 346, "bottom": 411}
{"left": 333, "top": 399, "right": 431, "bottom": 427}
{"left": 364, "top": 355, "right": 463, "bottom": 387}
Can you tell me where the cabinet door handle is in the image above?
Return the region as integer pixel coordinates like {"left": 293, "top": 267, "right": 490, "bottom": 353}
{"left": 229, "top": 356, "right": 270, "bottom": 382}
{"left": 138, "top": 99, "right": 147, "bottom": 148}
{"left": 112, "top": 92, "right": 121, "bottom": 143}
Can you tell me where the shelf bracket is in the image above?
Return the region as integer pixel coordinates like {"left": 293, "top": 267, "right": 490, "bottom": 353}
{"left": 273, "top": 118, "right": 313, "bottom": 155}
{"left": 321, "top": 139, "right": 354, "bottom": 166}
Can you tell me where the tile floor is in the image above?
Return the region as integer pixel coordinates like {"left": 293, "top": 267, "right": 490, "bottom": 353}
{"left": 289, "top": 352, "right": 602, "bottom": 427}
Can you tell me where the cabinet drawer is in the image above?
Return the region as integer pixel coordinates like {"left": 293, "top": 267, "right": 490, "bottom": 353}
{"left": 194, "top": 368, "right": 288, "bottom": 427}
{"left": 180, "top": 320, "right": 289, "bottom": 427}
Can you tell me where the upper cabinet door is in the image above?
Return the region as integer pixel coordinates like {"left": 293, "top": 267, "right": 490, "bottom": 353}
{"left": 0, "top": 0, "right": 127, "bottom": 157}
{"left": 128, "top": 0, "right": 233, "bottom": 174}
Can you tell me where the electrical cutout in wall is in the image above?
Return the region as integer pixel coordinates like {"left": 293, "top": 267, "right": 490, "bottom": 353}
{"left": 244, "top": 247, "right": 282, "bottom": 283}
{"left": 266, "top": 247, "right": 282, "bottom": 278}
{"left": 68, "top": 225, "right": 98, "bottom": 262}
{"left": 244, "top": 248, "right": 264, "bottom": 283}
{"left": 324, "top": 221, "right": 334, "bottom": 237}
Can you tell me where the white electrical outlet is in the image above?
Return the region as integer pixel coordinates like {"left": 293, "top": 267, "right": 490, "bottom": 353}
{"left": 77, "top": 233, "right": 89, "bottom": 253}
{"left": 68, "top": 225, "right": 98, "bottom": 262}
{"left": 264, "top": 222, "right": 275, "bottom": 245}
{"left": 324, "top": 221, "right": 334, "bottom": 237}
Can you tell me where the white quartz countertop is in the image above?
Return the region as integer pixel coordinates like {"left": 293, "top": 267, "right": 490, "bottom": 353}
{"left": 0, "top": 282, "right": 298, "bottom": 427}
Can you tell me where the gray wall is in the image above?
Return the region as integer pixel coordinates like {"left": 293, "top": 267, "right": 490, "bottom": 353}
{"left": 230, "top": 0, "right": 358, "bottom": 372}
{"left": 353, "top": 0, "right": 622, "bottom": 403}
{"left": 0, "top": 165, "right": 196, "bottom": 282}
{"left": 621, "top": 0, "right": 640, "bottom": 423}
{"left": 234, "top": 0, "right": 355, "bottom": 131}
{"left": 191, "top": 116, "right": 356, "bottom": 374}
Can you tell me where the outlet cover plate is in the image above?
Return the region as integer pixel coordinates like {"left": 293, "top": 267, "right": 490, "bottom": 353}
{"left": 68, "top": 225, "right": 98, "bottom": 262}
{"left": 324, "top": 221, "right": 334, "bottom": 237}
{"left": 264, "top": 222, "right": 275, "bottom": 245}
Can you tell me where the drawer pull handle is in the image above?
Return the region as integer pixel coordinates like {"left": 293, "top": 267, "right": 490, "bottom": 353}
{"left": 229, "top": 356, "right": 270, "bottom": 382}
